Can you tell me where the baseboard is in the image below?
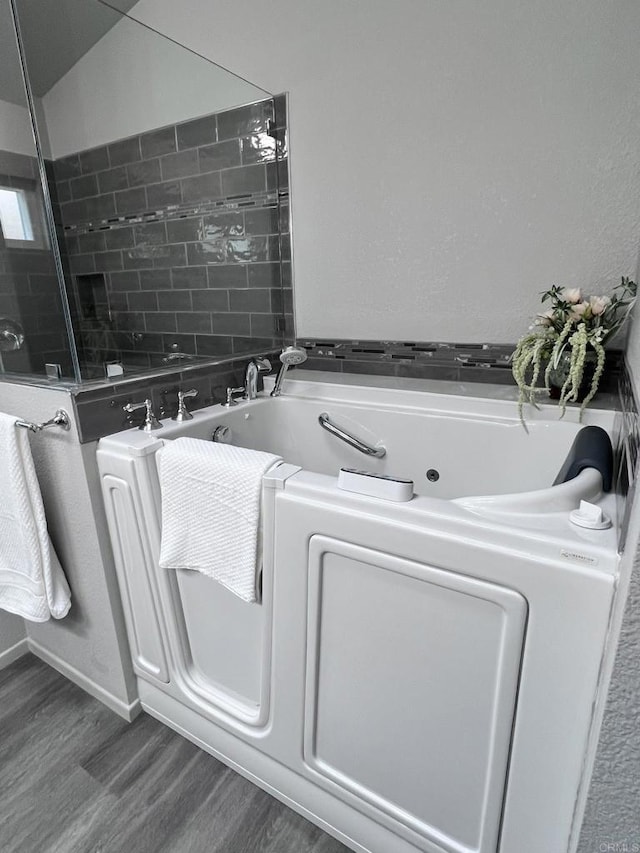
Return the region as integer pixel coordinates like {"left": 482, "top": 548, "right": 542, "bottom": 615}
{"left": 0, "top": 638, "right": 29, "bottom": 670}
{"left": 27, "top": 639, "right": 141, "bottom": 722}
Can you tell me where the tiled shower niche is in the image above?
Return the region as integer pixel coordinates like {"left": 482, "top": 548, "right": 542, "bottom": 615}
{"left": 49, "top": 95, "right": 291, "bottom": 380}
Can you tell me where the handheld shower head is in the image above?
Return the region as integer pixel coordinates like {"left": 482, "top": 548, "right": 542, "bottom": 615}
{"left": 271, "top": 346, "right": 307, "bottom": 396}
{"left": 279, "top": 346, "right": 308, "bottom": 366}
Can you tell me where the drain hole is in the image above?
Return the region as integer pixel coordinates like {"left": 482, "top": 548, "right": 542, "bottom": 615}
{"left": 426, "top": 469, "right": 440, "bottom": 482}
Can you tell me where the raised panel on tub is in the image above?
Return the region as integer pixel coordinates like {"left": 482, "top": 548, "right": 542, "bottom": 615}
{"left": 303, "top": 536, "right": 527, "bottom": 853}
{"left": 101, "top": 473, "right": 169, "bottom": 683}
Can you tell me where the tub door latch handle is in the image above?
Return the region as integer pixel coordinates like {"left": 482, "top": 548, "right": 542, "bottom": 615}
{"left": 318, "top": 412, "right": 386, "bottom": 458}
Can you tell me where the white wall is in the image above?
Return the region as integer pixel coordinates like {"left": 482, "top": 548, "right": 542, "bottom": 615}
{"left": 122, "top": 0, "right": 640, "bottom": 344}
{"left": 0, "top": 98, "right": 36, "bottom": 155}
{"left": 0, "top": 381, "right": 137, "bottom": 716}
{"left": 42, "top": 14, "right": 267, "bottom": 158}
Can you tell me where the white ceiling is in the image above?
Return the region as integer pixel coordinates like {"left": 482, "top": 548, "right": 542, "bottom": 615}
{"left": 0, "top": 0, "right": 138, "bottom": 106}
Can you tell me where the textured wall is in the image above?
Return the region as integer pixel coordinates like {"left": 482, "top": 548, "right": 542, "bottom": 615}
{"left": 0, "top": 380, "right": 136, "bottom": 708}
{"left": 122, "top": 0, "right": 640, "bottom": 344}
{"left": 578, "top": 510, "right": 640, "bottom": 851}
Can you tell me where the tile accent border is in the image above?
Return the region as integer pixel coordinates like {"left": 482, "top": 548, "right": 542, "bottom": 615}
{"left": 616, "top": 362, "right": 639, "bottom": 552}
{"left": 299, "top": 338, "right": 623, "bottom": 389}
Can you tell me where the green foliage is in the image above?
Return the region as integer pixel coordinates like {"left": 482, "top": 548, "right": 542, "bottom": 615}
{"left": 512, "top": 277, "right": 636, "bottom": 426}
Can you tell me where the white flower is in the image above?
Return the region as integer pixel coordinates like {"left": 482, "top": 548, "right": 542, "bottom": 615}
{"left": 562, "top": 287, "right": 582, "bottom": 304}
{"left": 570, "top": 301, "right": 589, "bottom": 321}
{"left": 589, "top": 295, "right": 611, "bottom": 316}
{"left": 535, "top": 310, "right": 555, "bottom": 326}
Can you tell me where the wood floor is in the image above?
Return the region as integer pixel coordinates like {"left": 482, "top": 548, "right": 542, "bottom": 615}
{"left": 0, "top": 655, "right": 350, "bottom": 853}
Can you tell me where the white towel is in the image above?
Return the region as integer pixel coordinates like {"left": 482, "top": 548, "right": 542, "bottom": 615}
{"left": 158, "top": 438, "right": 282, "bottom": 602}
{"left": 0, "top": 413, "right": 71, "bottom": 621}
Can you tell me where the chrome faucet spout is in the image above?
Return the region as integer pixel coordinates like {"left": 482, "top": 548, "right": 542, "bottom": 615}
{"left": 244, "top": 357, "right": 272, "bottom": 400}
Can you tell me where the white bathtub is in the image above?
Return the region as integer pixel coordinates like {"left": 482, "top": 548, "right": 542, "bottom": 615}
{"left": 97, "top": 372, "right": 620, "bottom": 853}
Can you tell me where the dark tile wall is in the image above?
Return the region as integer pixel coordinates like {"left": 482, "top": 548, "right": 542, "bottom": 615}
{"left": 71, "top": 353, "right": 278, "bottom": 443}
{"left": 49, "top": 96, "right": 291, "bottom": 378}
{"left": 0, "top": 149, "right": 72, "bottom": 376}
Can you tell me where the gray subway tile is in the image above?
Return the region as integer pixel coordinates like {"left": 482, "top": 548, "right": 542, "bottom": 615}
{"left": 217, "top": 101, "right": 272, "bottom": 140}
{"left": 208, "top": 264, "right": 248, "bottom": 289}
{"left": 176, "top": 115, "right": 217, "bottom": 150}
{"left": 134, "top": 222, "right": 167, "bottom": 245}
{"left": 212, "top": 313, "right": 251, "bottom": 335}
{"left": 69, "top": 254, "right": 96, "bottom": 274}
{"left": 171, "top": 266, "right": 207, "bottom": 289}
{"left": 127, "top": 290, "right": 158, "bottom": 312}
{"left": 53, "top": 155, "right": 81, "bottom": 180}
{"left": 94, "top": 250, "right": 123, "bottom": 272}
{"left": 181, "top": 171, "right": 222, "bottom": 203}
{"left": 61, "top": 199, "right": 88, "bottom": 225}
{"left": 140, "top": 269, "right": 172, "bottom": 290}
{"left": 195, "top": 334, "right": 233, "bottom": 356}
{"left": 56, "top": 181, "right": 71, "bottom": 204}
{"left": 115, "top": 187, "right": 147, "bottom": 214}
{"left": 76, "top": 231, "right": 106, "bottom": 253}
{"left": 244, "top": 207, "right": 279, "bottom": 235}
{"left": 160, "top": 149, "right": 198, "bottom": 181}
{"left": 108, "top": 136, "right": 142, "bottom": 167}
{"left": 145, "top": 312, "right": 177, "bottom": 332}
{"left": 162, "top": 333, "right": 196, "bottom": 355}
{"left": 70, "top": 173, "right": 99, "bottom": 200}
{"left": 104, "top": 226, "right": 134, "bottom": 249}
{"left": 247, "top": 262, "right": 281, "bottom": 289}
{"left": 191, "top": 289, "right": 229, "bottom": 311}
{"left": 201, "top": 212, "right": 243, "bottom": 239}
{"left": 146, "top": 180, "right": 182, "bottom": 208}
{"left": 97, "top": 166, "right": 129, "bottom": 194}
{"left": 251, "top": 314, "right": 278, "bottom": 337}
{"left": 127, "top": 159, "right": 161, "bottom": 187}
{"left": 240, "top": 133, "right": 276, "bottom": 165}
{"left": 108, "top": 291, "right": 128, "bottom": 311}
{"left": 227, "top": 235, "right": 276, "bottom": 263}
{"left": 229, "top": 289, "right": 271, "bottom": 313}
{"left": 153, "top": 243, "right": 187, "bottom": 268}
{"left": 85, "top": 194, "right": 117, "bottom": 221}
{"left": 177, "top": 312, "right": 212, "bottom": 334}
{"left": 123, "top": 249, "right": 156, "bottom": 270}
{"left": 141, "top": 126, "right": 177, "bottom": 159}
{"left": 157, "top": 290, "right": 192, "bottom": 311}
{"left": 198, "top": 140, "right": 241, "bottom": 172}
{"left": 109, "top": 271, "right": 140, "bottom": 291}
{"left": 187, "top": 241, "right": 226, "bottom": 266}
{"left": 221, "top": 164, "right": 266, "bottom": 197}
{"left": 166, "top": 217, "right": 202, "bottom": 243}
{"left": 79, "top": 146, "right": 110, "bottom": 175}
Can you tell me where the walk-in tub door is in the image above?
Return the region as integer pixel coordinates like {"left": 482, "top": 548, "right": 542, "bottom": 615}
{"left": 303, "top": 537, "right": 527, "bottom": 853}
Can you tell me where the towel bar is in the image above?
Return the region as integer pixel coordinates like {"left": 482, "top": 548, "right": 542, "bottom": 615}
{"left": 15, "top": 409, "right": 71, "bottom": 433}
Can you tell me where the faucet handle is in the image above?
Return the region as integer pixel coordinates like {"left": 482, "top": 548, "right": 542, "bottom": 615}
{"left": 178, "top": 388, "right": 198, "bottom": 401}
{"left": 254, "top": 357, "right": 271, "bottom": 373}
{"left": 223, "top": 386, "right": 245, "bottom": 408}
{"left": 172, "top": 388, "right": 198, "bottom": 422}
{"left": 123, "top": 398, "right": 162, "bottom": 432}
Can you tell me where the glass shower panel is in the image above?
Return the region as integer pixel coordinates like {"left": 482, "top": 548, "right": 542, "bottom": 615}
{"left": 0, "top": 0, "right": 76, "bottom": 379}
{"left": 12, "top": 0, "right": 287, "bottom": 383}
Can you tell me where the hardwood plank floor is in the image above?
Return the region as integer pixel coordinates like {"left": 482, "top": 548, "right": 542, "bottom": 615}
{"left": 0, "top": 655, "right": 350, "bottom": 853}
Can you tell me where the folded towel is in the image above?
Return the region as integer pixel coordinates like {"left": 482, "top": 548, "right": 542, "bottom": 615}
{"left": 158, "top": 438, "right": 282, "bottom": 602}
{"left": 0, "top": 412, "right": 71, "bottom": 621}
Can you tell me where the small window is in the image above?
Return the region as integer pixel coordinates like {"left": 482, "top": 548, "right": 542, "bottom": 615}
{"left": 0, "top": 185, "right": 49, "bottom": 250}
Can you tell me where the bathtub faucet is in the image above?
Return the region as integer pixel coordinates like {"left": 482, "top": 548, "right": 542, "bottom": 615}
{"left": 244, "top": 357, "right": 272, "bottom": 400}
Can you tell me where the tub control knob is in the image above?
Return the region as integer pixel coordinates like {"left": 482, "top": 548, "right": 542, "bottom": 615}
{"left": 569, "top": 500, "right": 611, "bottom": 530}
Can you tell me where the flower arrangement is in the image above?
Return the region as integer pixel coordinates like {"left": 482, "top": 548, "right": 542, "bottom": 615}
{"left": 512, "top": 276, "right": 637, "bottom": 423}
